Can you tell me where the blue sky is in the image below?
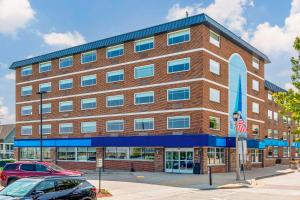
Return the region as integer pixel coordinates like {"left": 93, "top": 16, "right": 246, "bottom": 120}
{"left": 0, "top": 0, "right": 299, "bottom": 124}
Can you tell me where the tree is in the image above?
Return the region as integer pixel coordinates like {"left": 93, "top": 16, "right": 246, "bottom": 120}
{"left": 273, "top": 37, "right": 300, "bottom": 139}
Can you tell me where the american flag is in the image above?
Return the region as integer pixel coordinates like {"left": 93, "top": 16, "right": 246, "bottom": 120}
{"left": 236, "top": 115, "right": 247, "bottom": 133}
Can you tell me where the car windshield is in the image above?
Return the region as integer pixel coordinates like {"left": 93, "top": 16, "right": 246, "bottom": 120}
{"left": 0, "top": 179, "right": 40, "bottom": 197}
{"left": 48, "top": 163, "right": 64, "bottom": 171}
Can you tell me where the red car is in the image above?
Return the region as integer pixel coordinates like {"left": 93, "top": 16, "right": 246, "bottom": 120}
{"left": 0, "top": 161, "right": 83, "bottom": 186}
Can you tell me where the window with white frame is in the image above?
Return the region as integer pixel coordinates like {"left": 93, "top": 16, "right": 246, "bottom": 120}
{"left": 209, "top": 59, "right": 220, "bottom": 75}
{"left": 209, "top": 88, "right": 220, "bottom": 103}
{"left": 209, "top": 31, "right": 220, "bottom": 47}
{"left": 252, "top": 79, "right": 259, "bottom": 91}
{"left": 134, "top": 64, "right": 154, "bottom": 79}
{"left": 81, "top": 74, "right": 97, "bottom": 87}
{"left": 167, "top": 87, "right": 190, "bottom": 101}
{"left": 273, "top": 147, "right": 278, "bottom": 157}
{"left": 81, "top": 51, "right": 96, "bottom": 64}
{"left": 268, "top": 91, "right": 273, "bottom": 101}
{"left": 282, "top": 116, "right": 287, "bottom": 124}
{"left": 252, "top": 57, "right": 259, "bottom": 69}
{"left": 252, "top": 102, "right": 259, "bottom": 113}
{"left": 134, "top": 91, "right": 154, "bottom": 105}
{"left": 40, "top": 103, "right": 51, "bottom": 114}
{"left": 251, "top": 149, "right": 262, "bottom": 163}
{"left": 21, "top": 126, "right": 32, "bottom": 135}
{"left": 59, "top": 123, "right": 73, "bottom": 134}
{"left": 59, "top": 79, "right": 73, "bottom": 90}
{"left": 273, "top": 130, "right": 279, "bottom": 139}
{"left": 274, "top": 112, "right": 278, "bottom": 121}
{"left": 81, "top": 122, "right": 97, "bottom": 133}
{"left": 268, "top": 129, "right": 273, "bottom": 138}
{"left": 81, "top": 98, "right": 97, "bottom": 110}
{"left": 134, "top": 118, "right": 154, "bottom": 131}
{"left": 268, "top": 110, "right": 273, "bottom": 119}
{"left": 21, "top": 86, "right": 32, "bottom": 96}
{"left": 39, "top": 82, "right": 52, "bottom": 92}
{"left": 39, "top": 62, "right": 52, "bottom": 73}
{"left": 283, "top": 147, "right": 289, "bottom": 157}
{"left": 57, "top": 147, "right": 96, "bottom": 161}
{"left": 283, "top": 132, "right": 288, "bottom": 140}
{"left": 39, "top": 124, "right": 51, "bottom": 135}
{"left": 59, "top": 101, "right": 73, "bottom": 112}
{"left": 106, "top": 70, "right": 124, "bottom": 83}
{"left": 59, "top": 56, "right": 73, "bottom": 69}
{"left": 209, "top": 116, "right": 220, "bottom": 130}
{"left": 168, "top": 29, "right": 190, "bottom": 45}
{"left": 106, "top": 120, "right": 124, "bottom": 132}
{"left": 107, "top": 44, "right": 124, "bottom": 59}
{"left": 167, "top": 58, "right": 190, "bottom": 73}
{"left": 207, "top": 148, "right": 225, "bottom": 165}
{"left": 21, "top": 106, "right": 32, "bottom": 116}
{"left": 106, "top": 95, "right": 124, "bottom": 107}
{"left": 252, "top": 124, "right": 259, "bottom": 136}
{"left": 167, "top": 116, "right": 190, "bottom": 129}
{"left": 21, "top": 66, "right": 32, "bottom": 76}
{"left": 288, "top": 117, "right": 292, "bottom": 124}
{"left": 135, "top": 37, "right": 154, "bottom": 52}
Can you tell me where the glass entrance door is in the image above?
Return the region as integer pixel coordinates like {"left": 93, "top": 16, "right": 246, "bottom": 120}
{"left": 165, "top": 148, "right": 194, "bottom": 173}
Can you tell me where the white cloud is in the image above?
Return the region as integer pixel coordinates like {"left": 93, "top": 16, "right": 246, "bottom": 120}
{"left": 42, "top": 31, "right": 86, "bottom": 47}
{"left": 5, "top": 72, "right": 15, "bottom": 80}
{"left": 0, "top": 97, "right": 15, "bottom": 125}
{"left": 0, "top": 0, "right": 35, "bottom": 35}
{"left": 248, "top": 0, "right": 300, "bottom": 55}
{"left": 166, "top": 0, "right": 254, "bottom": 34}
{"left": 284, "top": 82, "right": 299, "bottom": 92}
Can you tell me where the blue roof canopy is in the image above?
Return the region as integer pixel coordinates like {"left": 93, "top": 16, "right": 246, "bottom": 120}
{"left": 10, "top": 13, "right": 270, "bottom": 70}
{"left": 265, "top": 80, "right": 287, "bottom": 93}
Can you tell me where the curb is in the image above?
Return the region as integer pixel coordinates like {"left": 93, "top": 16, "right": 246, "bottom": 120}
{"left": 254, "top": 170, "right": 295, "bottom": 180}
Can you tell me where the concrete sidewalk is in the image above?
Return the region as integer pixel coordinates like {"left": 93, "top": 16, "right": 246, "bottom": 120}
{"left": 85, "top": 165, "right": 294, "bottom": 191}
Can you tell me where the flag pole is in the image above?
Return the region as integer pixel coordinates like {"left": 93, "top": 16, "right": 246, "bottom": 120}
{"left": 233, "top": 112, "right": 241, "bottom": 181}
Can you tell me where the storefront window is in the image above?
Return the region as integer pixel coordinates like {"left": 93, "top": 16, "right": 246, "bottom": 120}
{"left": 105, "top": 147, "right": 155, "bottom": 160}
{"left": 251, "top": 149, "right": 262, "bottom": 163}
{"left": 57, "top": 147, "right": 96, "bottom": 161}
{"left": 20, "top": 147, "right": 51, "bottom": 160}
{"left": 207, "top": 148, "right": 225, "bottom": 165}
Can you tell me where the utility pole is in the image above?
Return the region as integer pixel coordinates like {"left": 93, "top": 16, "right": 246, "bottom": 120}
{"left": 37, "top": 91, "right": 47, "bottom": 162}
{"left": 288, "top": 126, "right": 292, "bottom": 168}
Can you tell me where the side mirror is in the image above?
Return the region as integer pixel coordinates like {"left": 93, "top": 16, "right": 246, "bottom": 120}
{"left": 31, "top": 191, "right": 44, "bottom": 199}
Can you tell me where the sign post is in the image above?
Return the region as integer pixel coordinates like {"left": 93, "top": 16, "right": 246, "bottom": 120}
{"left": 97, "top": 158, "right": 103, "bottom": 193}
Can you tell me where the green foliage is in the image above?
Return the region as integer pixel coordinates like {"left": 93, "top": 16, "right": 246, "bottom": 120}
{"left": 273, "top": 37, "right": 300, "bottom": 136}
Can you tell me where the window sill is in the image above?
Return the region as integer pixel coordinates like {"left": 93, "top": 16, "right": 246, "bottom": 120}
{"left": 105, "top": 158, "right": 154, "bottom": 162}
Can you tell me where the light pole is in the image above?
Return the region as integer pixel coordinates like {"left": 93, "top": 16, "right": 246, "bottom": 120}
{"left": 233, "top": 112, "right": 241, "bottom": 181}
{"left": 37, "top": 91, "right": 47, "bottom": 162}
{"left": 288, "top": 125, "right": 291, "bottom": 168}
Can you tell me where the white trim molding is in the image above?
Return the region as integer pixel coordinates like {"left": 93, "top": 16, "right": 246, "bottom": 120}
{"left": 247, "top": 94, "right": 265, "bottom": 102}
{"left": 16, "top": 107, "right": 229, "bottom": 124}
{"left": 16, "top": 78, "right": 228, "bottom": 105}
{"left": 247, "top": 117, "right": 265, "bottom": 123}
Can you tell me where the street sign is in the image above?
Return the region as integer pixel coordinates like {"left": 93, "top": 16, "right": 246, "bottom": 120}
{"left": 97, "top": 158, "right": 103, "bottom": 168}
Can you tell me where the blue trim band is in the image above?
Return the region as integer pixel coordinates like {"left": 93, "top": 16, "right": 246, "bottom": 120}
{"left": 14, "top": 134, "right": 296, "bottom": 149}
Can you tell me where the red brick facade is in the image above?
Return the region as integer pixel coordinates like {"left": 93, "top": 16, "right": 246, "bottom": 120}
{"left": 13, "top": 18, "right": 300, "bottom": 173}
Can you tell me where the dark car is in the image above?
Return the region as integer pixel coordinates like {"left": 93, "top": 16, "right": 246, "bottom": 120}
{"left": 0, "top": 161, "right": 83, "bottom": 186}
{"left": 0, "top": 176, "right": 96, "bottom": 200}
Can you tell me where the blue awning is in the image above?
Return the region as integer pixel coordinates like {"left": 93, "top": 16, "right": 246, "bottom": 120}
{"left": 15, "top": 134, "right": 227, "bottom": 148}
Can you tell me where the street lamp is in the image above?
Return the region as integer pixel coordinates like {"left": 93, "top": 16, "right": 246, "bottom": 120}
{"left": 233, "top": 111, "right": 241, "bottom": 181}
{"left": 288, "top": 125, "right": 291, "bottom": 168}
{"left": 37, "top": 91, "right": 47, "bottom": 162}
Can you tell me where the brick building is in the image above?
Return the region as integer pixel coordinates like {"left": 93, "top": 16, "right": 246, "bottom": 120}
{"left": 10, "top": 14, "right": 300, "bottom": 173}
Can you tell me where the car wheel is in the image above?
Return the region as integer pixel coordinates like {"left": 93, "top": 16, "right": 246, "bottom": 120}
{"left": 7, "top": 178, "right": 17, "bottom": 185}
